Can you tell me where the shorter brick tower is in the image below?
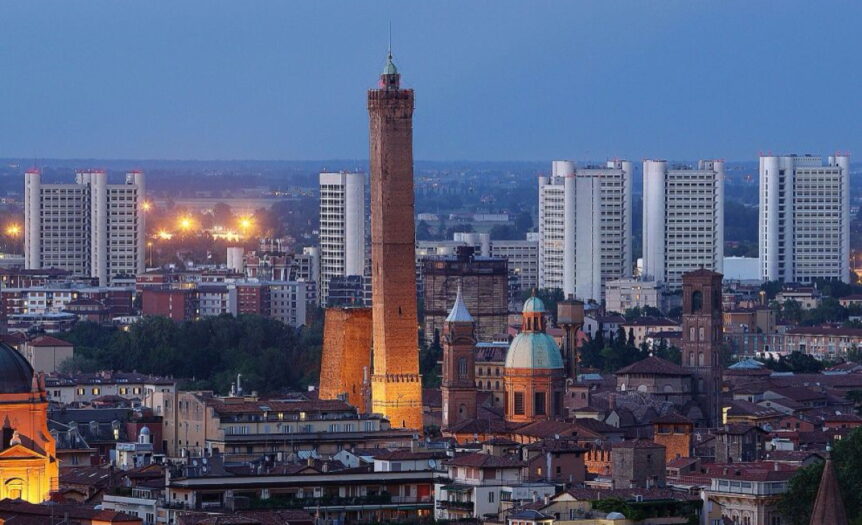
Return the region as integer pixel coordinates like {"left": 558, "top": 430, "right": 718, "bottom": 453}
{"left": 318, "top": 307, "right": 372, "bottom": 412}
{"left": 681, "top": 269, "right": 723, "bottom": 427}
{"left": 504, "top": 294, "right": 566, "bottom": 423}
{"left": 441, "top": 287, "right": 478, "bottom": 429}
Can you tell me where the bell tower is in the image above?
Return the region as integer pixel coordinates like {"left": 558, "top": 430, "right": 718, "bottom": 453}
{"left": 441, "top": 287, "right": 478, "bottom": 429}
{"left": 681, "top": 269, "right": 723, "bottom": 427}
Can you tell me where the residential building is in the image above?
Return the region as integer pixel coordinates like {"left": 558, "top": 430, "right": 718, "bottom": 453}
{"left": 759, "top": 154, "right": 850, "bottom": 283}
{"left": 611, "top": 440, "right": 666, "bottom": 489}
{"left": 434, "top": 453, "right": 555, "bottom": 521}
{"left": 24, "top": 169, "right": 146, "bottom": 286}
{"left": 491, "top": 238, "right": 540, "bottom": 294}
{"left": 160, "top": 391, "right": 414, "bottom": 460}
{"left": 604, "top": 278, "right": 663, "bottom": 315}
{"left": 538, "top": 160, "right": 633, "bottom": 301}
{"left": 45, "top": 371, "right": 176, "bottom": 411}
{"left": 319, "top": 171, "right": 366, "bottom": 305}
{"left": 18, "top": 335, "right": 74, "bottom": 374}
{"left": 642, "top": 160, "right": 724, "bottom": 289}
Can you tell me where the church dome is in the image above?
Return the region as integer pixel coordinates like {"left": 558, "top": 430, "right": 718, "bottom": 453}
{"left": 504, "top": 332, "right": 564, "bottom": 370}
{"left": 0, "top": 342, "right": 34, "bottom": 394}
{"left": 522, "top": 296, "right": 546, "bottom": 313}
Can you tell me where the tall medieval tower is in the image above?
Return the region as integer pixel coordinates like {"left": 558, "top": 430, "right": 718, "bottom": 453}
{"left": 367, "top": 49, "right": 423, "bottom": 430}
{"left": 681, "top": 269, "right": 723, "bottom": 427}
{"left": 441, "top": 287, "right": 478, "bottom": 429}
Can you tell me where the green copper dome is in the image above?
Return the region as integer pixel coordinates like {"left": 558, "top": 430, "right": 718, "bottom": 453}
{"left": 504, "top": 332, "right": 563, "bottom": 370}
{"left": 383, "top": 53, "right": 398, "bottom": 75}
{"left": 522, "top": 296, "right": 546, "bottom": 313}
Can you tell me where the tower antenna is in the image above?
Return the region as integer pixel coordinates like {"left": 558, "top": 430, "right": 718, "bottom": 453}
{"left": 388, "top": 21, "right": 392, "bottom": 58}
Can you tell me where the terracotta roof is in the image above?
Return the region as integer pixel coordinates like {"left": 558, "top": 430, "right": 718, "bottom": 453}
{"left": 621, "top": 317, "right": 679, "bottom": 327}
{"left": 0, "top": 499, "right": 139, "bottom": 522}
{"left": 28, "top": 335, "right": 73, "bottom": 347}
{"left": 809, "top": 459, "right": 848, "bottom": 525}
{"left": 786, "top": 326, "right": 862, "bottom": 337}
{"left": 715, "top": 423, "right": 766, "bottom": 436}
{"left": 208, "top": 398, "right": 353, "bottom": 415}
{"left": 445, "top": 452, "right": 524, "bottom": 468}
{"left": 616, "top": 356, "right": 691, "bottom": 376}
{"left": 370, "top": 450, "right": 447, "bottom": 461}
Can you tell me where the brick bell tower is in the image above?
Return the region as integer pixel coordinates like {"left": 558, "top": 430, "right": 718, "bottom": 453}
{"left": 367, "top": 47, "right": 423, "bottom": 430}
{"left": 681, "top": 269, "right": 724, "bottom": 427}
{"left": 441, "top": 286, "right": 478, "bottom": 429}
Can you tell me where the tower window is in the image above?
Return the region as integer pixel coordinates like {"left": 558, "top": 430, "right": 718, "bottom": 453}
{"left": 692, "top": 291, "right": 703, "bottom": 312}
{"left": 458, "top": 358, "right": 468, "bottom": 378}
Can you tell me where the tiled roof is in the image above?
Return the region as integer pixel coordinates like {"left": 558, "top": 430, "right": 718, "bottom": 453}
{"left": 27, "top": 335, "right": 73, "bottom": 347}
{"left": 612, "top": 438, "right": 664, "bottom": 449}
{"left": 809, "top": 459, "right": 848, "bottom": 525}
{"left": 616, "top": 356, "right": 691, "bottom": 376}
{"left": 446, "top": 452, "right": 524, "bottom": 468}
{"left": 652, "top": 412, "right": 693, "bottom": 425}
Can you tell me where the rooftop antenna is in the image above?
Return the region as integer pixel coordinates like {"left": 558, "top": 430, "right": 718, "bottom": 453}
{"left": 388, "top": 21, "right": 392, "bottom": 59}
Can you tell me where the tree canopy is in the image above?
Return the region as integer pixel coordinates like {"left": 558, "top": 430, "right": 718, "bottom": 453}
{"left": 779, "top": 428, "right": 862, "bottom": 525}
{"left": 60, "top": 315, "right": 323, "bottom": 395}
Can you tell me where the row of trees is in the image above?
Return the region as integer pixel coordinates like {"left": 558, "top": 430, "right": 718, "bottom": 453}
{"left": 60, "top": 315, "right": 323, "bottom": 395}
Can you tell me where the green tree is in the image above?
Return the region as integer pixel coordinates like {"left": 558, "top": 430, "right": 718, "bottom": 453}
{"left": 779, "top": 428, "right": 862, "bottom": 525}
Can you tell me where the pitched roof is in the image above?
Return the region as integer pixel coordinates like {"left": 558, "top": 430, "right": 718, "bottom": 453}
{"left": 445, "top": 452, "right": 524, "bottom": 468}
{"left": 446, "top": 286, "right": 474, "bottom": 323}
{"left": 27, "top": 335, "right": 73, "bottom": 347}
{"left": 809, "top": 459, "right": 848, "bottom": 525}
{"left": 616, "top": 356, "right": 691, "bottom": 376}
{"left": 652, "top": 412, "right": 693, "bottom": 425}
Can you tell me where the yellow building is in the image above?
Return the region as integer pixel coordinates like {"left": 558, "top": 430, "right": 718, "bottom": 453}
{"left": 0, "top": 342, "right": 59, "bottom": 502}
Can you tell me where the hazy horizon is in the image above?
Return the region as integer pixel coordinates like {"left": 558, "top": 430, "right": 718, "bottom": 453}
{"left": 1, "top": 1, "right": 859, "bottom": 161}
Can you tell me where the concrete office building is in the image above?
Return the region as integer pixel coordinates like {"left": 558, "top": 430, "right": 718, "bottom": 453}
{"left": 490, "top": 237, "right": 539, "bottom": 293}
{"left": 319, "top": 171, "right": 366, "bottom": 305}
{"left": 759, "top": 154, "right": 850, "bottom": 284}
{"left": 538, "top": 160, "right": 632, "bottom": 302}
{"left": 24, "top": 169, "right": 145, "bottom": 286}
{"left": 642, "top": 160, "right": 724, "bottom": 289}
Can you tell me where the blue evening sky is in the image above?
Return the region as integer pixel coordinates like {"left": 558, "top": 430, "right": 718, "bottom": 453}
{"left": 0, "top": 1, "right": 859, "bottom": 162}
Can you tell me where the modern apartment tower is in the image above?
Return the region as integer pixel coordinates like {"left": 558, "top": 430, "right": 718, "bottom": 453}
{"left": 538, "top": 160, "right": 632, "bottom": 302}
{"left": 24, "top": 169, "right": 145, "bottom": 286}
{"left": 319, "top": 171, "right": 366, "bottom": 305}
{"left": 642, "top": 160, "right": 724, "bottom": 289}
{"left": 759, "top": 154, "right": 850, "bottom": 284}
{"left": 367, "top": 50, "right": 423, "bottom": 430}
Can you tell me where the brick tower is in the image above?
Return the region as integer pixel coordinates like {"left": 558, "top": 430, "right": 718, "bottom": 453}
{"left": 441, "top": 286, "right": 478, "bottom": 429}
{"left": 681, "top": 269, "right": 723, "bottom": 427}
{"left": 367, "top": 48, "right": 423, "bottom": 430}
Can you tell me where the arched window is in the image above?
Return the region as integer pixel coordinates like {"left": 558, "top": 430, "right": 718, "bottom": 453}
{"left": 458, "top": 358, "right": 468, "bottom": 378}
{"left": 689, "top": 352, "right": 696, "bottom": 366}
{"left": 699, "top": 327, "right": 705, "bottom": 341}
{"left": 699, "top": 352, "right": 705, "bottom": 366}
{"left": 689, "top": 327, "right": 695, "bottom": 341}
{"left": 495, "top": 381, "right": 500, "bottom": 389}
{"left": 692, "top": 291, "right": 703, "bottom": 312}
{"left": 486, "top": 380, "right": 491, "bottom": 389}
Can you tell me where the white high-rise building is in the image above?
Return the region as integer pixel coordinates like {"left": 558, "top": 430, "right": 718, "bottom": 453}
{"left": 538, "top": 160, "right": 632, "bottom": 302}
{"left": 24, "top": 169, "right": 145, "bottom": 286}
{"left": 759, "top": 154, "right": 850, "bottom": 284}
{"left": 318, "top": 171, "right": 366, "bottom": 305}
{"left": 642, "top": 160, "right": 724, "bottom": 289}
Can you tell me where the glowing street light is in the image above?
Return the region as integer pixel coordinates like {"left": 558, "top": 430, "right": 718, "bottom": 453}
{"left": 5, "top": 224, "right": 21, "bottom": 237}
{"left": 178, "top": 216, "right": 194, "bottom": 231}
{"left": 157, "top": 230, "right": 173, "bottom": 240}
{"left": 141, "top": 201, "right": 152, "bottom": 212}
{"left": 238, "top": 216, "right": 254, "bottom": 232}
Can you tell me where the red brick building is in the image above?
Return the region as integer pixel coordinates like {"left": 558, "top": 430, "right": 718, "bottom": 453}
{"left": 141, "top": 288, "right": 198, "bottom": 321}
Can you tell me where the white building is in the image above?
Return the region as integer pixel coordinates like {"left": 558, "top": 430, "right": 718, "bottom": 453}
{"left": 604, "top": 278, "right": 663, "bottom": 315}
{"left": 269, "top": 280, "right": 309, "bottom": 327}
{"left": 491, "top": 238, "right": 539, "bottom": 292}
{"left": 538, "top": 160, "right": 632, "bottom": 302}
{"left": 319, "top": 171, "right": 366, "bottom": 305}
{"left": 642, "top": 160, "right": 724, "bottom": 289}
{"left": 759, "top": 154, "right": 850, "bottom": 284}
{"left": 25, "top": 169, "right": 146, "bottom": 286}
